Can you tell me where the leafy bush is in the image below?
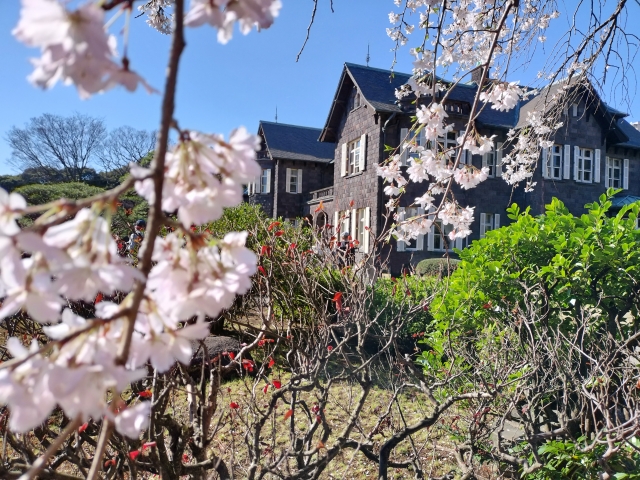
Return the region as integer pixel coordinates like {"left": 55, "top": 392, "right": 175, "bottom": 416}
{"left": 423, "top": 190, "right": 640, "bottom": 477}
{"left": 372, "top": 276, "right": 436, "bottom": 336}
{"left": 14, "top": 182, "right": 105, "bottom": 205}
{"left": 415, "top": 258, "right": 460, "bottom": 277}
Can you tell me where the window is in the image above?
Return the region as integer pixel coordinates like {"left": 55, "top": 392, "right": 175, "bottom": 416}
{"left": 399, "top": 128, "right": 425, "bottom": 166}
{"left": 398, "top": 207, "right": 422, "bottom": 251}
{"left": 480, "top": 213, "right": 500, "bottom": 238}
{"left": 260, "top": 169, "right": 270, "bottom": 194}
{"left": 432, "top": 220, "right": 453, "bottom": 252}
{"left": 348, "top": 139, "right": 362, "bottom": 175}
{"left": 544, "top": 145, "right": 563, "bottom": 180}
{"left": 576, "top": 148, "right": 593, "bottom": 183}
{"left": 355, "top": 208, "right": 367, "bottom": 250}
{"left": 341, "top": 135, "right": 367, "bottom": 177}
{"left": 482, "top": 142, "right": 503, "bottom": 177}
{"left": 286, "top": 168, "right": 302, "bottom": 194}
{"left": 607, "top": 157, "right": 622, "bottom": 188}
{"left": 349, "top": 87, "right": 361, "bottom": 110}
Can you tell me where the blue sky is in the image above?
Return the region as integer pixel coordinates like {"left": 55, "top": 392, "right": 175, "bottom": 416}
{"left": 1, "top": 0, "right": 638, "bottom": 175}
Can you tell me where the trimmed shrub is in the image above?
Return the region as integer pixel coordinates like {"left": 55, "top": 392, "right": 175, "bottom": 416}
{"left": 415, "top": 258, "right": 460, "bottom": 277}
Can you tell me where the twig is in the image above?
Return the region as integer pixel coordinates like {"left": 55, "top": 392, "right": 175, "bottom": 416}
{"left": 18, "top": 417, "right": 82, "bottom": 480}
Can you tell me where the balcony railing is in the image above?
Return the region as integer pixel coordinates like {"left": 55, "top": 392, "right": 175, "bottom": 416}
{"left": 307, "top": 186, "right": 334, "bottom": 203}
{"left": 256, "top": 151, "right": 270, "bottom": 160}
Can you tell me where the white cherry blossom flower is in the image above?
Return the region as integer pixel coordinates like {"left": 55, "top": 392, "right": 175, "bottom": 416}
{"left": 0, "top": 188, "right": 27, "bottom": 235}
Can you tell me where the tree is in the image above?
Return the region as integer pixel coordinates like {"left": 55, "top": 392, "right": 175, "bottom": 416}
{"left": 6, "top": 113, "right": 106, "bottom": 183}
{"left": 98, "top": 126, "right": 157, "bottom": 176}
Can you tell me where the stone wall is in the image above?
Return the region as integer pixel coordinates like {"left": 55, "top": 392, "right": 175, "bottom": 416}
{"left": 274, "top": 159, "right": 333, "bottom": 220}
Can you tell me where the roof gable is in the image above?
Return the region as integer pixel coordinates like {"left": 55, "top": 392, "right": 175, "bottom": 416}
{"left": 259, "top": 122, "right": 334, "bottom": 163}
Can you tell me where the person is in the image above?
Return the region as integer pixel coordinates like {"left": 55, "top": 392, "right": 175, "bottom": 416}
{"left": 127, "top": 219, "right": 146, "bottom": 253}
{"left": 336, "top": 231, "right": 355, "bottom": 267}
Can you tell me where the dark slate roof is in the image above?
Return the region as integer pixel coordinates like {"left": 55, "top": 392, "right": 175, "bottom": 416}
{"left": 611, "top": 195, "right": 640, "bottom": 208}
{"left": 259, "top": 122, "right": 335, "bottom": 163}
{"left": 614, "top": 118, "right": 640, "bottom": 148}
{"left": 346, "top": 63, "right": 411, "bottom": 113}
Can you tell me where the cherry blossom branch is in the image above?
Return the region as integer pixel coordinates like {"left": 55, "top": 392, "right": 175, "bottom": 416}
{"left": 116, "top": 0, "right": 186, "bottom": 366}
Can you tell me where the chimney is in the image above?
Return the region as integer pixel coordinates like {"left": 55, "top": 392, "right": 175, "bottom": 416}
{"left": 471, "top": 66, "right": 488, "bottom": 85}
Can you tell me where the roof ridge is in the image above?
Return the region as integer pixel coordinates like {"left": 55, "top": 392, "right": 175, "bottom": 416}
{"left": 345, "top": 62, "right": 412, "bottom": 77}
{"left": 259, "top": 120, "right": 323, "bottom": 131}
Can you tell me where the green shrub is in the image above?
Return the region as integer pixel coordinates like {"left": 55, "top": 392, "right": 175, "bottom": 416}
{"left": 372, "top": 276, "right": 437, "bottom": 336}
{"left": 415, "top": 258, "right": 460, "bottom": 277}
{"left": 14, "top": 182, "right": 105, "bottom": 205}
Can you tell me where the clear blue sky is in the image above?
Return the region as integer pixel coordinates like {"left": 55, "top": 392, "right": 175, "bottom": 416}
{"left": 1, "top": 1, "right": 638, "bottom": 175}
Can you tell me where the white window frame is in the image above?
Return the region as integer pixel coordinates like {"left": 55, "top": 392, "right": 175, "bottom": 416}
{"left": 606, "top": 157, "right": 622, "bottom": 189}
{"left": 479, "top": 213, "right": 501, "bottom": 238}
{"left": 399, "top": 128, "right": 426, "bottom": 166}
{"left": 348, "top": 139, "right": 361, "bottom": 175}
{"left": 396, "top": 207, "right": 424, "bottom": 252}
{"left": 285, "top": 168, "right": 302, "bottom": 194}
{"left": 431, "top": 220, "right": 453, "bottom": 252}
{"left": 260, "top": 168, "right": 271, "bottom": 194}
{"left": 543, "top": 145, "right": 563, "bottom": 180}
{"left": 576, "top": 147, "right": 593, "bottom": 183}
{"left": 482, "top": 142, "right": 503, "bottom": 178}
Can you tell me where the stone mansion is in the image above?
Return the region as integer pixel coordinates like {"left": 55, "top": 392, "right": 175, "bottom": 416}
{"left": 246, "top": 63, "right": 640, "bottom": 274}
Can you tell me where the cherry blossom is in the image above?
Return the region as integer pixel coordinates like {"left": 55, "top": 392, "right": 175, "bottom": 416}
{"left": 0, "top": 187, "right": 26, "bottom": 235}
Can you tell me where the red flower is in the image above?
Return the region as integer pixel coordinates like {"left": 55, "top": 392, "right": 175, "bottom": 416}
{"left": 242, "top": 359, "right": 255, "bottom": 372}
{"left": 129, "top": 450, "right": 141, "bottom": 460}
{"left": 332, "top": 292, "right": 343, "bottom": 312}
{"left": 138, "top": 390, "right": 152, "bottom": 398}
{"left": 258, "top": 266, "right": 267, "bottom": 276}
{"left": 94, "top": 292, "right": 103, "bottom": 304}
{"left": 104, "top": 458, "right": 116, "bottom": 468}
{"left": 314, "top": 201, "right": 324, "bottom": 213}
{"left": 263, "top": 384, "right": 269, "bottom": 394}
{"left": 227, "top": 351, "right": 236, "bottom": 360}
{"left": 142, "top": 441, "right": 157, "bottom": 451}
{"left": 268, "top": 221, "right": 281, "bottom": 231}
{"left": 272, "top": 380, "right": 282, "bottom": 389}
{"left": 182, "top": 454, "right": 189, "bottom": 463}
{"left": 482, "top": 302, "right": 492, "bottom": 309}
{"left": 229, "top": 402, "right": 240, "bottom": 409}
{"left": 260, "top": 245, "right": 272, "bottom": 256}
{"left": 287, "top": 243, "right": 297, "bottom": 257}
{"left": 78, "top": 422, "right": 88, "bottom": 433}
{"left": 274, "top": 230, "right": 285, "bottom": 237}
{"left": 268, "top": 357, "right": 275, "bottom": 368}
{"left": 327, "top": 345, "right": 333, "bottom": 352}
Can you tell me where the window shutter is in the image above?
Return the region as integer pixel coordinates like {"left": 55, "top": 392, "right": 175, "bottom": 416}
{"left": 341, "top": 143, "right": 347, "bottom": 177}
{"left": 573, "top": 146, "right": 580, "bottom": 181}
{"left": 400, "top": 128, "right": 408, "bottom": 166}
{"left": 604, "top": 157, "right": 610, "bottom": 187}
{"left": 359, "top": 134, "right": 367, "bottom": 171}
{"left": 334, "top": 211, "right": 339, "bottom": 235}
{"left": 297, "top": 169, "right": 302, "bottom": 194}
{"left": 427, "top": 207, "right": 435, "bottom": 251}
{"left": 541, "top": 147, "right": 548, "bottom": 179}
{"left": 416, "top": 207, "right": 425, "bottom": 250}
{"left": 351, "top": 209, "right": 357, "bottom": 243}
{"left": 285, "top": 168, "right": 292, "bottom": 193}
{"left": 480, "top": 212, "right": 487, "bottom": 238}
{"left": 363, "top": 207, "right": 371, "bottom": 253}
{"left": 455, "top": 236, "right": 463, "bottom": 251}
{"left": 496, "top": 142, "right": 503, "bottom": 177}
{"left": 265, "top": 169, "right": 271, "bottom": 193}
{"left": 572, "top": 104, "right": 578, "bottom": 117}
{"left": 397, "top": 207, "right": 406, "bottom": 252}
{"left": 563, "top": 144, "right": 571, "bottom": 179}
{"left": 482, "top": 153, "right": 488, "bottom": 169}
{"left": 624, "top": 158, "right": 630, "bottom": 190}
{"left": 594, "top": 149, "right": 601, "bottom": 183}
{"left": 494, "top": 214, "right": 500, "bottom": 229}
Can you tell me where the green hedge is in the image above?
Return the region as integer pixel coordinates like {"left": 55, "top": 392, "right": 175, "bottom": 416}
{"left": 415, "top": 258, "right": 460, "bottom": 277}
